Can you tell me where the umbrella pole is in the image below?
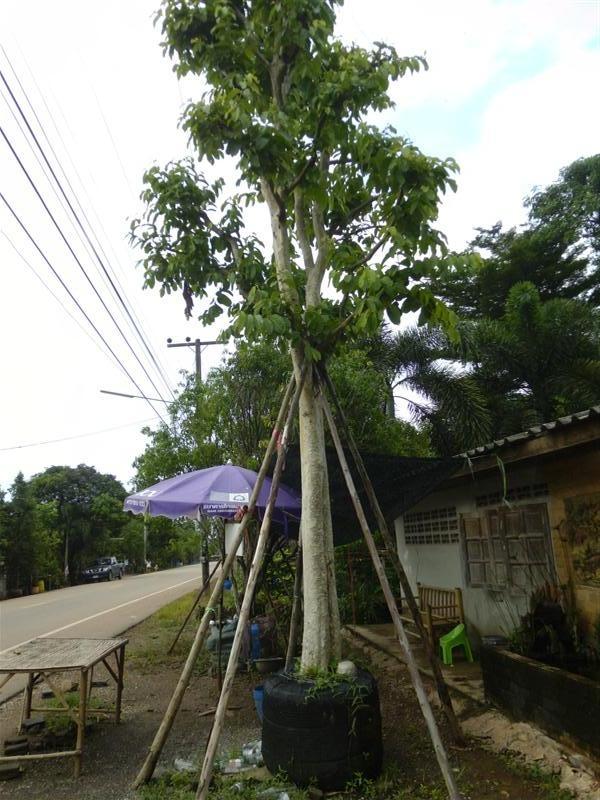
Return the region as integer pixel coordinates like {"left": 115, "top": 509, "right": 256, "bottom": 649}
{"left": 318, "top": 364, "right": 465, "bottom": 747}
{"left": 216, "top": 527, "right": 226, "bottom": 691}
{"left": 133, "top": 370, "right": 303, "bottom": 788}
{"left": 320, "top": 389, "right": 462, "bottom": 800}
{"left": 195, "top": 366, "right": 305, "bottom": 800}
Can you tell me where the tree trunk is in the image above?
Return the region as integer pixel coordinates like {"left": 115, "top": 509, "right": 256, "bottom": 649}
{"left": 261, "top": 178, "right": 340, "bottom": 670}
{"left": 297, "top": 367, "right": 341, "bottom": 670}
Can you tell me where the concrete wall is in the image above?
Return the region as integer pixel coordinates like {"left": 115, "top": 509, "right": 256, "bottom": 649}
{"left": 482, "top": 646, "right": 600, "bottom": 758}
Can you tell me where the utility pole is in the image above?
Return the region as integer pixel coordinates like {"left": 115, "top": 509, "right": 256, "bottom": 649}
{"left": 166, "top": 336, "right": 223, "bottom": 584}
{"left": 166, "top": 337, "right": 221, "bottom": 383}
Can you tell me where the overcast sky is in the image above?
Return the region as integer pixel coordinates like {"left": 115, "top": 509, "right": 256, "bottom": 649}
{"left": 1, "top": 0, "right": 598, "bottom": 493}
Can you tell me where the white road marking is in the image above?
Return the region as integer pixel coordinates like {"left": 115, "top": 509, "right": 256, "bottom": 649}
{"left": 0, "top": 574, "right": 200, "bottom": 655}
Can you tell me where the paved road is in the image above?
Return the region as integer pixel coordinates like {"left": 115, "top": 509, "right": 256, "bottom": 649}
{"left": 0, "top": 564, "right": 205, "bottom": 703}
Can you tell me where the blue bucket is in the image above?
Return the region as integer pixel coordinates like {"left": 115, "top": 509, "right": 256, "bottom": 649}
{"left": 252, "top": 685, "right": 264, "bottom": 722}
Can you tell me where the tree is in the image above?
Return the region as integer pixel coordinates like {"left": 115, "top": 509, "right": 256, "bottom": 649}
{"left": 29, "top": 465, "right": 127, "bottom": 583}
{"left": 428, "top": 155, "right": 600, "bottom": 319}
{"left": 132, "top": 0, "right": 463, "bottom": 670}
{"left": 467, "top": 282, "right": 600, "bottom": 436}
{"left": 2, "top": 474, "right": 37, "bottom": 593}
{"left": 527, "top": 154, "right": 600, "bottom": 272}
{"left": 364, "top": 326, "right": 491, "bottom": 454}
{"left": 134, "top": 339, "right": 430, "bottom": 489}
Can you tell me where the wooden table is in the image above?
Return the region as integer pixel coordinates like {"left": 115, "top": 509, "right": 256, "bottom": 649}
{"left": 0, "top": 637, "right": 127, "bottom": 776}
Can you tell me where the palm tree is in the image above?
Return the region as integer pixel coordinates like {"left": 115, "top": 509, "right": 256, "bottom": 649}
{"left": 363, "top": 326, "right": 492, "bottom": 455}
{"left": 466, "top": 282, "right": 600, "bottom": 436}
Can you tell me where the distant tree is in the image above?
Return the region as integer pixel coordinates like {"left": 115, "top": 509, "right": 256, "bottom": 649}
{"left": 468, "top": 282, "right": 600, "bottom": 435}
{"left": 2, "top": 474, "right": 36, "bottom": 593}
{"left": 428, "top": 155, "right": 600, "bottom": 319}
{"left": 29, "top": 465, "right": 127, "bottom": 583}
{"left": 134, "top": 339, "right": 431, "bottom": 490}
{"left": 327, "top": 347, "right": 431, "bottom": 455}
{"left": 363, "top": 326, "right": 491, "bottom": 454}
{"left": 527, "top": 154, "right": 600, "bottom": 273}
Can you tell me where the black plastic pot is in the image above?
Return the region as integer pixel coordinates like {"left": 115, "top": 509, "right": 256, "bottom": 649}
{"left": 262, "top": 669, "right": 382, "bottom": 790}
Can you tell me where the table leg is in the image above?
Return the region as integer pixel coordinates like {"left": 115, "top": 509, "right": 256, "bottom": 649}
{"left": 74, "top": 669, "right": 88, "bottom": 778}
{"left": 19, "top": 673, "right": 34, "bottom": 733}
{"left": 115, "top": 645, "right": 125, "bottom": 724}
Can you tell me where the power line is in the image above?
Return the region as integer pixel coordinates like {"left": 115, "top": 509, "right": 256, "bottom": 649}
{"left": 1, "top": 230, "right": 120, "bottom": 364}
{"left": 0, "top": 417, "right": 159, "bottom": 452}
{"left": 0, "top": 57, "right": 175, "bottom": 400}
{"left": 0, "top": 119, "right": 171, "bottom": 409}
{"left": 2, "top": 47, "right": 174, "bottom": 399}
{"left": 0, "top": 76, "right": 175, "bottom": 401}
{"left": 0, "top": 189, "right": 169, "bottom": 426}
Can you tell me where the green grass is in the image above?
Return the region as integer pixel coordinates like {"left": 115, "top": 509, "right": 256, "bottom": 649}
{"left": 502, "top": 753, "right": 575, "bottom": 800}
{"left": 127, "top": 591, "right": 212, "bottom": 675}
{"left": 43, "top": 692, "right": 110, "bottom": 738}
{"left": 138, "top": 771, "right": 311, "bottom": 800}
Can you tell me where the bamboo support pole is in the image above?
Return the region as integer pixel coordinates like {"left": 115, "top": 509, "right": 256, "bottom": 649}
{"left": 321, "top": 392, "right": 462, "bottom": 800}
{"left": 319, "top": 365, "right": 465, "bottom": 746}
{"left": 195, "top": 366, "right": 305, "bottom": 800}
{"left": 284, "top": 538, "right": 303, "bottom": 672}
{"left": 133, "top": 371, "right": 301, "bottom": 788}
{"left": 168, "top": 559, "right": 222, "bottom": 654}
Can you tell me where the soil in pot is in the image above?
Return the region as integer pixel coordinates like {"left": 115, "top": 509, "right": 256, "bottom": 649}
{"left": 261, "top": 668, "right": 383, "bottom": 790}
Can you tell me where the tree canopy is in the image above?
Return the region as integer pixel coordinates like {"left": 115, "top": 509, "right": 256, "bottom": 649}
{"left": 134, "top": 338, "right": 431, "bottom": 489}
{"left": 465, "top": 281, "right": 600, "bottom": 436}
{"left": 131, "top": 0, "right": 471, "bottom": 670}
{"left": 29, "top": 464, "right": 128, "bottom": 582}
{"left": 427, "top": 154, "right": 600, "bottom": 319}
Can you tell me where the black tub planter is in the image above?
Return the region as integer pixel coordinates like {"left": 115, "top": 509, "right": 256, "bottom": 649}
{"left": 262, "top": 669, "right": 383, "bottom": 790}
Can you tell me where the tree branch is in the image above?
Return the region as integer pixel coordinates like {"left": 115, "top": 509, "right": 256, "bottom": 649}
{"left": 306, "top": 152, "right": 331, "bottom": 306}
{"left": 327, "top": 196, "right": 377, "bottom": 236}
{"left": 294, "top": 188, "right": 315, "bottom": 273}
{"left": 260, "top": 177, "right": 299, "bottom": 308}
{"left": 349, "top": 234, "right": 389, "bottom": 272}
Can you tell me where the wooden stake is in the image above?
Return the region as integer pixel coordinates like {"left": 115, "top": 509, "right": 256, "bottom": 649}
{"left": 319, "top": 364, "right": 465, "bottom": 746}
{"left": 133, "top": 371, "right": 302, "bottom": 788}
{"left": 19, "top": 673, "right": 34, "bottom": 734}
{"left": 285, "top": 538, "right": 303, "bottom": 672}
{"left": 195, "top": 366, "right": 306, "bottom": 800}
{"left": 321, "top": 392, "right": 462, "bottom": 800}
{"left": 74, "top": 668, "right": 88, "bottom": 778}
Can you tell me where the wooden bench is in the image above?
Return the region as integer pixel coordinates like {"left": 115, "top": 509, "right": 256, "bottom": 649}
{"left": 399, "top": 584, "right": 465, "bottom": 643}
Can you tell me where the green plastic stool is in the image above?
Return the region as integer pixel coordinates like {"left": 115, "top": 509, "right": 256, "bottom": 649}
{"left": 439, "top": 623, "right": 473, "bottom": 666}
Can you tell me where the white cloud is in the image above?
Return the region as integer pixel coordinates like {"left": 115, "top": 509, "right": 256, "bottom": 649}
{"left": 339, "top": 0, "right": 598, "bottom": 108}
{"left": 439, "top": 47, "right": 600, "bottom": 246}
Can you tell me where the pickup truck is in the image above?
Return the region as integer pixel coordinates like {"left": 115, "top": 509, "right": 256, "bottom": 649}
{"left": 81, "top": 556, "right": 124, "bottom": 582}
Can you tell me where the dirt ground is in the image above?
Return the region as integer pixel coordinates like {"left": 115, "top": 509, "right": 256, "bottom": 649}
{"left": 0, "top": 593, "right": 585, "bottom": 800}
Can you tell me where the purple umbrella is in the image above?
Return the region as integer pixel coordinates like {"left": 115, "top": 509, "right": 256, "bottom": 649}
{"left": 123, "top": 464, "right": 301, "bottom": 531}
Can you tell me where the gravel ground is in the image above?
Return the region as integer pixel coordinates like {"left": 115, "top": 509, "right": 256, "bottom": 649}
{"left": 0, "top": 593, "right": 585, "bottom": 800}
{"left": 0, "top": 595, "right": 261, "bottom": 800}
